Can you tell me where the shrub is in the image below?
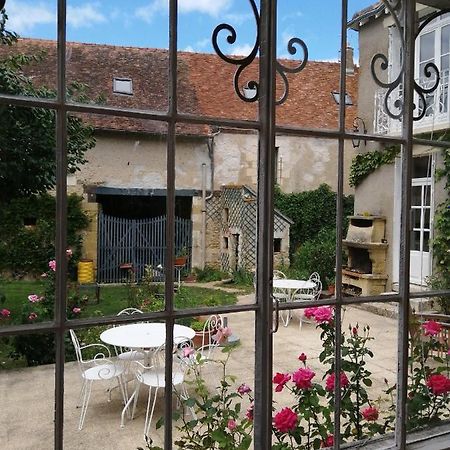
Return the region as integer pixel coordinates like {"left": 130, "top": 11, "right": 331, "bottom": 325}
{"left": 0, "top": 193, "right": 89, "bottom": 278}
{"left": 194, "top": 265, "right": 227, "bottom": 282}
{"left": 290, "top": 228, "right": 338, "bottom": 288}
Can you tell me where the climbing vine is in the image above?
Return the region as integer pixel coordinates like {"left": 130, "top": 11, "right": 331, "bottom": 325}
{"left": 349, "top": 145, "right": 400, "bottom": 187}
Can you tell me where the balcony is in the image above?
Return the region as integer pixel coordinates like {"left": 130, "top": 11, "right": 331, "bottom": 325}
{"left": 374, "top": 70, "right": 450, "bottom": 135}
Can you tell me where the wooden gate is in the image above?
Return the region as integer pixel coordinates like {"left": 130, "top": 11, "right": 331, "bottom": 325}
{"left": 97, "top": 213, "right": 192, "bottom": 283}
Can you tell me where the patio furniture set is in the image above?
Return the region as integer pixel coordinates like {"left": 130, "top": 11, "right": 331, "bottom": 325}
{"left": 70, "top": 311, "right": 225, "bottom": 437}
{"left": 272, "top": 271, "right": 322, "bottom": 328}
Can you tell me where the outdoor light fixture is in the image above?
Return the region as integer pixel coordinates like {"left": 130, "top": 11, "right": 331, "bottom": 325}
{"left": 352, "top": 117, "right": 367, "bottom": 148}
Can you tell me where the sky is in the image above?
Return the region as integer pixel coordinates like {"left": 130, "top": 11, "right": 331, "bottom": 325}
{"left": 5, "top": 1, "right": 371, "bottom": 63}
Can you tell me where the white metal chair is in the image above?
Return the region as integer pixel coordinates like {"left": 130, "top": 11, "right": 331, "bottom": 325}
{"left": 195, "top": 314, "right": 225, "bottom": 361}
{"left": 293, "top": 273, "right": 322, "bottom": 329}
{"left": 120, "top": 342, "right": 191, "bottom": 438}
{"left": 273, "top": 271, "right": 291, "bottom": 327}
{"left": 70, "top": 329, "right": 128, "bottom": 430}
{"left": 115, "top": 308, "right": 146, "bottom": 362}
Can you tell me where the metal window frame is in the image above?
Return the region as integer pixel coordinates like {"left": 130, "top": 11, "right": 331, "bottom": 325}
{"left": 0, "top": 1, "right": 449, "bottom": 449}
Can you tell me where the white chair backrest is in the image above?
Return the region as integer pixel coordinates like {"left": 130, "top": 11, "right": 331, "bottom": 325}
{"left": 70, "top": 329, "right": 83, "bottom": 365}
{"left": 273, "top": 270, "right": 286, "bottom": 280}
{"left": 117, "top": 308, "right": 143, "bottom": 316}
{"left": 198, "top": 314, "right": 224, "bottom": 357}
{"left": 309, "top": 272, "right": 320, "bottom": 283}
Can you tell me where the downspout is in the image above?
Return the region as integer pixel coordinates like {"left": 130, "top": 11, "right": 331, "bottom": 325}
{"left": 201, "top": 128, "right": 220, "bottom": 268}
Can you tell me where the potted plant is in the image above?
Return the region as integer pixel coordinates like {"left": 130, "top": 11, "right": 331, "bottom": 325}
{"left": 174, "top": 247, "right": 188, "bottom": 267}
{"left": 327, "top": 276, "right": 336, "bottom": 296}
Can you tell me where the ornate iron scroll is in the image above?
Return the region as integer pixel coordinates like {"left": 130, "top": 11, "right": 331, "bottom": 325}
{"left": 371, "top": 1, "right": 449, "bottom": 121}
{"left": 212, "top": 0, "right": 308, "bottom": 106}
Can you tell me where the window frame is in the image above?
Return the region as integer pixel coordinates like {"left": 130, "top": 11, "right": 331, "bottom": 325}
{"left": 0, "top": 1, "right": 449, "bottom": 449}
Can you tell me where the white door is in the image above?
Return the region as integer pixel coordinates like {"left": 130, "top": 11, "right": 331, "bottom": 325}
{"left": 410, "top": 156, "right": 434, "bottom": 285}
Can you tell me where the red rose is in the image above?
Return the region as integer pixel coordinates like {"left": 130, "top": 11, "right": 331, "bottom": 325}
{"left": 422, "top": 320, "right": 443, "bottom": 336}
{"left": 325, "top": 372, "right": 350, "bottom": 391}
{"left": 361, "top": 406, "right": 379, "bottom": 421}
{"left": 304, "top": 307, "right": 317, "bottom": 319}
{"left": 273, "top": 372, "right": 291, "bottom": 392}
{"left": 245, "top": 402, "right": 254, "bottom": 421}
{"left": 298, "top": 352, "right": 307, "bottom": 362}
{"left": 292, "top": 367, "right": 315, "bottom": 389}
{"left": 427, "top": 374, "right": 450, "bottom": 395}
{"left": 273, "top": 407, "right": 298, "bottom": 433}
{"left": 321, "top": 435, "right": 334, "bottom": 448}
{"left": 313, "top": 306, "right": 334, "bottom": 324}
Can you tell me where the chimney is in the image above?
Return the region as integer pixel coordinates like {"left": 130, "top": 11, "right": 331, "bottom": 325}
{"left": 346, "top": 46, "right": 355, "bottom": 75}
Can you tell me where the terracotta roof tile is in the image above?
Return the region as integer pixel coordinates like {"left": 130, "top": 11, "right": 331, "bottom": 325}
{"left": 0, "top": 38, "right": 358, "bottom": 135}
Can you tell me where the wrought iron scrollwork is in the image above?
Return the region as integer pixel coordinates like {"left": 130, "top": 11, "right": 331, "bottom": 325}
{"left": 212, "top": 0, "right": 308, "bottom": 106}
{"left": 371, "top": 1, "right": 448, "bottom": 121}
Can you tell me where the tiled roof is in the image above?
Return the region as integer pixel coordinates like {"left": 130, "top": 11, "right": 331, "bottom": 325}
{"left": 0, "top": 38, "right": 358, "bottom": 135}
{"left": 348, "top": 2, "right": 385, "bottom": 30}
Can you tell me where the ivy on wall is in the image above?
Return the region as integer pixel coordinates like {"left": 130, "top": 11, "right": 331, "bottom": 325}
{"left": 349, "top": 145, "right": 401, "bottom": 187}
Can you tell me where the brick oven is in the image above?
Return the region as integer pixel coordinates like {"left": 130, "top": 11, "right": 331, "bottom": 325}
{"left": 342, "top": 215, "right": 388, "bottom": 296}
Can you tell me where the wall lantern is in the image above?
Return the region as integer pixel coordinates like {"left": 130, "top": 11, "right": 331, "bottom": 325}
{"left": 352, "top": 117, "right": 367, "bottom": 148}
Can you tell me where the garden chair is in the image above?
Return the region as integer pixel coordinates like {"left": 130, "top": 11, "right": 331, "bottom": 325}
{"left": 115, "top": 308, "right": 146, "bottom": 362}
{"left": 120, "top": 341, "right": 192, "bottom": 438}
{"left": 70, "top": 329, "right": 128, "bottom": 430}
{"left": 293, "top": 273, "right": 322, "bottom": 330}
{"left": 272, "top": 271, "right": 291, "bottom": 327}
{"left": 195, "top": 314, "right": 225, "bottom": 361}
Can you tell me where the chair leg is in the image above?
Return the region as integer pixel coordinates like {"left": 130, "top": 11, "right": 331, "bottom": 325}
{"left": 132, "top": 382, "right": 141, "bottom": 420}
{"left": 144, "top": 386, "right": 158, "bottom": 439}
{"left": 121, "top": 385, "right": 138, "bottom": 428}
{"left": 78, "top": 380, "right": 93, "bottom": 430}
{"left": 77, "top": 380, "right": 87, "bottom": 409}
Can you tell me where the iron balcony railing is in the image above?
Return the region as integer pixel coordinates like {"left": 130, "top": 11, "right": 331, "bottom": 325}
{"left": 374, "top": 69, "right": 450, "bottom": 135}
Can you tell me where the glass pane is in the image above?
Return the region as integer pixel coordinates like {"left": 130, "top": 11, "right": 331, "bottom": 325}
{"left": 413, "top": 156, "right": 432, "bottom": 179}
{"left": 442, "top": 54, "right": 450, "bottom": 72}
{"left": 423, "top": 231, "right": 430, "bottom": 252}
{"left": 1, "top": 333, "right": 55, "bottom": 447}
{"left": 423, "top": 208, "right": 431, "bottom": 229}
{"left": 412, "top": 208, "right": 421, "bottom": 229}
{"left": 420, "top": 31, "right": 435, "bottom": 63}
{"left": 424, "top": 185, "right": 431, "bottom": 206}
{"left": 442, "top": 25, "right": 450, "bottom": 55}
{"left": 411, "top": 231, "right": 421, "bottom": 251}
{"left": 0, "top": 2, "right": 57, "bottom": 99}
{"left": 411, "top": 186, "right": 422, "bottom": 206}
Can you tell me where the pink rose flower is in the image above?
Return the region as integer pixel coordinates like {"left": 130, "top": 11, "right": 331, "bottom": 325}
{"left": 246, "top": 402, "right": 254, "bottom": 421}
{"left": 273, "top": 372, "right": 291, "bottom": 392}
{"left": 213, "top": 326, "right": 232, "bottom": 343}
{"left": 313, "top": 306, "right": 334, "bottom": 324}
{"left": 361, "top": 406, "right": 379, "bottom": 421}
{"left": 422, "top": 320, "right": 443, "bottom": 336}
{"left": 0, "top": 308, "right": 11, "bottom": 318}
{"left": 292, "top": 367, "right": 315, "bottom": 389}
{"left": 227, "top": 419, "right": 237, "bottom": 431}
{"left": 238, "top": 383, "right": 252, "bottom": 395}
{"left": 72, "top": 307, "right": 81, "bottom": 314}
{"left": 325, "top": 372, "right": 350, "bottom": 391}
{"left": 28, "top": 294, "right": 40, "bottom": 303}
{"left": 427, "top": 374, "right": 450, "bottom": 395}
{"left": 182, "top": 347, "right": 195, "bottom": 358}
{"left": 298, "top": 352, "right": 307, "bottom": 362}
{"left": 304, "top": 307, "right": 317, "bottom": 319}
{"left": 28, "top": 312, "right": 38, "bottom": 321}
{"left": 321, "top": 435, "right": 334, "bottom": 448}
{"left": 273, "top": 407, "right": 298, "bottom": 433}
{"left": 48, "top": 260, "right": 56, "bottom": 271}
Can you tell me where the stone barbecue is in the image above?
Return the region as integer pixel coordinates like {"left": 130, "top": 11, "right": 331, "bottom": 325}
{"left": 342, "top": 215, "right": 388, "bottom": 296}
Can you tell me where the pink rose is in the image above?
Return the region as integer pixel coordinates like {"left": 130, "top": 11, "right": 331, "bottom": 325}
{"left": 227, "top": 419, "right": 237, "bottom": 430}
{"left": 427, "top": 374, "right": 450, "bottom": 395}
{"left": 28, "top": 312, "right": 38, "bottom": 321}
{"left": 422, "top": 321, "right": 443, "bottom": 336}
{"left": 246, "top": 402, "right": 254, "bottom": 421}
{"left": 361, "top": 406, "right": 379, "bottom": 421}
{"left": 238, "top": 383, "right": 252, "bottom": 395}
{"left": 273, "top": 372, "right": 291, "bottom": 392}
{"left": 28, "top": 294, "right": 40, "bottom": 303}
{"left": 0, "top": 308, "right": 11, "bottom": 318}
{"left": 182, "top": 347, "right": 195, "bottom": 358}
{"left": 273, "top": 407, "right": 298, "bottom": 433}
{"left": 313, "top": 306, "right": 334, "bottom": 324}
{"left": 213, "top": 326, "right": 232, "bottom": 343}
{"left": 304, "top": 307, "right": 317, "bottom": 319}
{"left": 48, "top": 260, "right": 56, "bottom": 271}
{"left": 72, "top": 307, "right": 81, "bottom": 314}
{"left": 298, "top": 352, "right": 307, "bottom": 362}
{"left": 325, "top": 372, "right": 350, "bottom": 391}
{"left": 292, "top": 367, "right": 315, "bottom": 389}
{"left": 321, "top": 435, "right": 334, "bottom": 448}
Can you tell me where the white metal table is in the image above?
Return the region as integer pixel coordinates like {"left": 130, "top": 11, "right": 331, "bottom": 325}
{"left": 273, "top": 279, "right": 316, "bottom": 327}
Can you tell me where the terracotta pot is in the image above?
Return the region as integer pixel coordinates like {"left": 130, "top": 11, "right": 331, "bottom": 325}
{"left": 174, "top": 256, "right": 188, "bottom": 266}
{"left": 328, "top": 284, "right": 335, "bottom": 295}
{"left": 192, "top": 330, "right": 213, "bottom": 349}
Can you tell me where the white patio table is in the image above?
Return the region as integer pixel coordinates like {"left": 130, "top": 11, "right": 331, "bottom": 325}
{"left": 100, "top": 322, "right": 195, "bottom": 425}
{"left": 273, "top": 279, "right": 316, "bottom": 327}
{"left": 100, "top": 322, "right": 196, "bottom": 353}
